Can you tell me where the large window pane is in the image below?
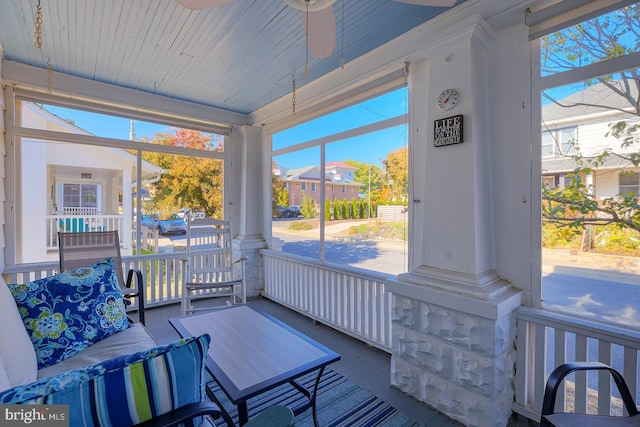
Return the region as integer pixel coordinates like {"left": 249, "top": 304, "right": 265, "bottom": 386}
{"left": 271, "top": 87, "right": 409, "bottom": 275}
{"left": 23, "top": 103, "right": 224, "bottom": 152}
{"left": 541, "top": 68, "right": 640, "bottom": 327}
{"left": 273, "top": 89, "right": 407, "bottom": 151}
{"left": 15, "top": 101, "right": 224, "bottom": 265}
{"left": 272, "top": 147, "right": 321, "bottom": 257}
{"left": 540, "top": 5, "right": 640, "bottom": 77}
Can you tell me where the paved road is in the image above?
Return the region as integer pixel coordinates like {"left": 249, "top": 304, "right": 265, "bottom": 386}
{"left": 274, "top": 221, "right": 640, "bottom": 325}
{"left": 274, "top": 225, "right": 640, "bottom": 392}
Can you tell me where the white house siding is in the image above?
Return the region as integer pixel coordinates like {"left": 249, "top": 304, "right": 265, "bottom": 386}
{"left": 542, "top": 88, "right": 640, "bottom": 196}
{"left": 0, "top": 56, "right": 5, "bottom": 274}
{"left": 595, "top": 170, "right": 619, "bottom": 199}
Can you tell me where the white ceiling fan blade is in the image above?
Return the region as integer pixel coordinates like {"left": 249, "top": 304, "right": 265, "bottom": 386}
{"left": 393, "top": 0, "right": 457, "bottom": 6}
{"left": 302, "top": 8, "right": 336, "bottom": 59}
{"left": 175, "top": 0, "right": 237, "bottom": 10}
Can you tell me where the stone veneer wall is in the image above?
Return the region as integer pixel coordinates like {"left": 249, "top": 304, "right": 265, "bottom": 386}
{"left": 391, "top": 294, "right": 517, "bottom": 427}
{"left": 232, "top": 243, "right": 263, "bottom": 298}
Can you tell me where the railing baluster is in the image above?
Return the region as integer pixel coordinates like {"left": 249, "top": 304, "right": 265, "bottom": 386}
{"left": 623, "top": 347, "right": 638, "bottom": 417}
{"left": 514, "top": 307, "right": 640, "bottom": 420}
{"left": 261, "top": 249, "right": 394, "bottom": 352}
{"left": 598, "top": 340, "right": 612, "bottom": 414}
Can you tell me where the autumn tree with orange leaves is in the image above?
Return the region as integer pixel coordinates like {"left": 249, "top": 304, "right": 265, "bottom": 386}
{"left": 142, "top": 129, "right": 224, "bottom": 219}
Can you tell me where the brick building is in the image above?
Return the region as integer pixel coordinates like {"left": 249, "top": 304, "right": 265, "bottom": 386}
{"left": 281, "top": 161, "right": 363, "bottom": 207}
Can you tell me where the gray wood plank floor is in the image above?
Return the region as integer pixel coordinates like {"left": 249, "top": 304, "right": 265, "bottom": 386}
{"left": 142, "top": 297, "right": 533, "bottom": 427}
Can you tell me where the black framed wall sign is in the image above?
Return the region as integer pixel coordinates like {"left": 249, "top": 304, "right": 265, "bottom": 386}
{"left": 434, "top": 114, "right": 463, "bottom": 147}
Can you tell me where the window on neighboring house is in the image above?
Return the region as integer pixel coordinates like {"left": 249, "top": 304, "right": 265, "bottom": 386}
{"left": 62, "top": 183, "right": 99, "bottom": 209}
{"left": 301, "top": 182, "right": 306, "bottom": 191}
{"left": 341, "top": 185, "right": 346, "bottom": 193}
{"left": 541, "top": 131, "right": 554, "bottom": 157}
{"left": 559, "top": 127, "right": 577, "bottom": 155}
{"left": 311, "top": 183, "right": 316, "bottom": 192}
{"left": 541, "top": 176, "right": 555, "bottom": 189}
{"left": 541, "top": 127, "right": 577, "bottom": 157}
{"left": 619, "top": 172, "right": 639, "bottom": 197}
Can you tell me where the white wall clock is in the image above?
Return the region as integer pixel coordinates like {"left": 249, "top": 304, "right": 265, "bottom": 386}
{"left": 437, "top": 88, "right": 459, "bottom": 111}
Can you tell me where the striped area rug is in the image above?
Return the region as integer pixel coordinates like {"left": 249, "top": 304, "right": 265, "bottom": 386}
{"left": 206, "top": 368, "right": 423, "bottom": 427}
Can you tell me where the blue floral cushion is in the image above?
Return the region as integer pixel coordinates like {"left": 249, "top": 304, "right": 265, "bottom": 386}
{"left": 0, "top": 334, "right": 212, "bottom": 427}
{"left": 9, "top": 258, "right": 129, "bottom": 369}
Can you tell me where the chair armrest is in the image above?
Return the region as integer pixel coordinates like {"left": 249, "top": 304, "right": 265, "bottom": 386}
{"left": 134, "top": 401, "right": 222, "bottom": 427}
{"left": 125, "top": 268, "right": 143, "bottom": 290}
{"left": 233, "top": 256, "right": 248, "bottom": 264}
{"left": 541, "top": 361, "right": 639, "bottom": 424}
{"left": 125, "top": 268, "right": 145, "bottom": 325}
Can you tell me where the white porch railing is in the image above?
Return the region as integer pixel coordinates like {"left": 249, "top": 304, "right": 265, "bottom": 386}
{"left": 261, "top": 249, "right": 393, "bottom": 352}
{"left": 3, "top": 252, "right": 186, "bottom": 310}
{"left": 47, "top": 215, "right": 124, "bottom": 249}
{"left": 513, "top": 306, "right": 640, "bottom": 421}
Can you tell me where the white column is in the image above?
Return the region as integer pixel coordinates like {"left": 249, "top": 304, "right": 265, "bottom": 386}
{"left": 230, "top": 125, "right": 267, "bottom": 298}
{"left": 400, "top": 16, "right": 510, "bottom": 300}
{"left": 390, "top": 16, "right": 525, "bottom": 426}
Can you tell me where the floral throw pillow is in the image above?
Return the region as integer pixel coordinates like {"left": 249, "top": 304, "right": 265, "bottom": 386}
{"left": 9, "top": 258, "right": 129, "bottom": 369}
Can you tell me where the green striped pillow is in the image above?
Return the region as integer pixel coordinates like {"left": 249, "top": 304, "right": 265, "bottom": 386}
{"left": 0, "top": 333, "right": 211, "bottom": 427}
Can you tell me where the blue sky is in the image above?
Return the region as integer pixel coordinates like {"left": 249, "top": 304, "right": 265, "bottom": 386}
{"left": 44, "top": 86, "right": 409, "bottom": 171}
{"left": 44, "top": 105, "right": 174, "bottom": 141}
{"left": 273, "top": 87, "right": 408, "bottom": 169}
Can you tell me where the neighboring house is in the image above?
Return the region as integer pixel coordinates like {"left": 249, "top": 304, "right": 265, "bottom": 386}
{"left": 541, "top": 82, "right": 640, "bottom": 199}
{"left": 283, "top": 161, "right": 363, "bottom": 207}
{"left": 19, "top": 103, "right": 164, "bottom": 263}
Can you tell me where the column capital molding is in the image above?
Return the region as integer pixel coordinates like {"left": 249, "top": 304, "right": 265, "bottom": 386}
{"left": 398, "top": 266, "right": 513, "bottom": 301}
{"left": 417, "top": 14, "right": 495, "bottom": 55}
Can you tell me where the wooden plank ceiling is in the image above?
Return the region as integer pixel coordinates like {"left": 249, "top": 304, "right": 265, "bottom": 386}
{"left": 0, "top": 0, "right": 463, "bottom": 115}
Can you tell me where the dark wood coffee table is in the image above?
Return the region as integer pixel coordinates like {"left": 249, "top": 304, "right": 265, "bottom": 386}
{"left": 170, "top": 305, "right": 340, "bottom": 426}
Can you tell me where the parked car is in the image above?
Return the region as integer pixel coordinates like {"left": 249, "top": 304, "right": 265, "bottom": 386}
{"left": 274, "top": 205, "right": 299, "bottom": 218}
{"left": 190, "top": 210, "right": 206, "bottom": 220}
{"left": 157, "top": 214, "right": 187, "bottom": 235}
{"left": 140, "top": 214, "right": 157, "bottom": 229}
{"left": 288, "top": 206, "right": 301, "bottom": 218}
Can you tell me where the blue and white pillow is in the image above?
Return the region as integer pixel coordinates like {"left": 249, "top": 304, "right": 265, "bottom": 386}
{"left": 0, "top": 334, "right": 212, "bottom": 427}
{"left": 9, "top": 258, "right": 129, "bottom": 369}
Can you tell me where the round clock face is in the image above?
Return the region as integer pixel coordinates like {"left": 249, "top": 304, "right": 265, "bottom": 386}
{"left": 437, "top": 88, "right": 459, "bottom": 111}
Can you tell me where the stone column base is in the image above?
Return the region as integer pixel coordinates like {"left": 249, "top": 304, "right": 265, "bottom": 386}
{"left": 388, "top": 281, "right": 521, "bottom": 427}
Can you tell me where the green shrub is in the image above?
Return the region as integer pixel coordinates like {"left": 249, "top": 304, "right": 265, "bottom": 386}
{"left": 593, "top": 225, "right": 640, "bottom": 256}
{"left": 289, "top": 221, "right": 312, "bottom": 231}
{"left": 541, "top": 223, "right": 582, "bottom": 249}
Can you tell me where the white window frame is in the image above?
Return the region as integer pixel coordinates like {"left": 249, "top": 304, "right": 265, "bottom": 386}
{"left": 534, "top": 5, "right": 640, "bottom": 308}
{"left": 268, "top": 82, "right": 409, "bottom": 263}
{"left": 60, "top": 183, "right": 101, "bottom": 211}
{"left": 619, "top": 171, "right": 640, "bottom": 196}
{"left": 541, "top": 126, "right": 577, "bottom": 157}
{"left": 5, "top": 92, "right": 228, "bottom": 266}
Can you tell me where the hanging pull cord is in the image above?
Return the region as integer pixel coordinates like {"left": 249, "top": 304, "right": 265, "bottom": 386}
{"left": 305, "top": 0, "right": 310, "bottom": 78}
{"left": 341, "top": 0, "right": 344, "bottom": 69}
{"left": 35, "top": 0, "right": 43, "bottom": 48}
{"left": 292, "top": 74, "right": 297, "bottom": 116}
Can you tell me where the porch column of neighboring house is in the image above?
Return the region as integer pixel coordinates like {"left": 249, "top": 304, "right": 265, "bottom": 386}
{"left": 229, "top": 125, "right": 267, "bottom": 298}
{"left": 390, "top": 17, "right": 523, "bottom": 427}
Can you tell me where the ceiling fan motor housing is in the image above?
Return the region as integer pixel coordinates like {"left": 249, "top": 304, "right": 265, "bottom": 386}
{"left": 284, "top": 0, "right": 336, "bottom": 12}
